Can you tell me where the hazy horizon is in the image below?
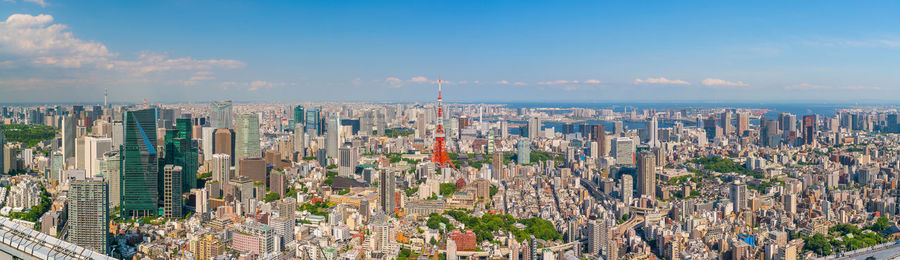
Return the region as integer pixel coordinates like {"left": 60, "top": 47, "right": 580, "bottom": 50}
{"left": 3, "top": 1, "right": 900, "bottom": 102}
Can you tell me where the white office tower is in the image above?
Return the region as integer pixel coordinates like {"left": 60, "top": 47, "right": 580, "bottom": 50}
{"left": 647, "top": 116, "right": 660, "bottom": 148}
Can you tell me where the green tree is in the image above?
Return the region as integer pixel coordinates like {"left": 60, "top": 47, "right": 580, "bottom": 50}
{"left": 263, "top": 192, "right": 281, "bottom": 202}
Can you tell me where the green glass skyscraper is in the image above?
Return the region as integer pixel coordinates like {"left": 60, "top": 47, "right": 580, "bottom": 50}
{"left": 293, "top": 105, "right": 304, "bottom": 126}
{"left": 121, "top": 108, "right": 158, "bottom": 218}
{"left": 163, "top": 118, "right": 199, "bottom": 192}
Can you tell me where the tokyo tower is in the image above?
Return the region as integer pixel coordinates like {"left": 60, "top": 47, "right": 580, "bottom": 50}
{"left": 431, "top": 78, "right": 454, "bottom": 168}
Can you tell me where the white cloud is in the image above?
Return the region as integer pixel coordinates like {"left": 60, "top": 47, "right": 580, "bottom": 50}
{"left": 409, "top": 76, "right": 429, "bottom": 83}
{"left": 23, "top": 0, "right": 46, "bottom": 7}
{"left": 633, "top": 77, "right": 690, "bottom": 85}
{"left": 0, "top": 14, "right": 113, "bottom": 68}
{"left": 537, "top": 80, "right": 571, "bottom": 85}
{"left": 784, "top": 83, "right": 825, "bottom": 90}
{"left": 584, "top": 79, "right": 601, "bottom": 84}
{"left": 496, "top": 80, "right": 509, "bottom": 85}
{"left": 0, "top": 14, "right": 244, "bottom": 89}
{"left": 701, "top": 78, "right": 750, "bottom": 87}
{"left": 385, "top": 77, "right": 403, "bottom": 87}
{"left": 220, "top": 80, "right": 289, "bottom": 91}
{"left": 513, "top": 82, "right": 526, "bottom": 86}
{"left": 110, "top": 52, "right": 245, "bottom": 76}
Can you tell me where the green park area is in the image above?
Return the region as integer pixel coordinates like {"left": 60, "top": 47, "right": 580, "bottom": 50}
{"left": 0, "top": 124, "right": 57, "bottom": 148}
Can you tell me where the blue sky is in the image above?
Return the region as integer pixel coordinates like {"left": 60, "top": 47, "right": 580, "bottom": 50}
{"left": 1, "top": 0, "right": 899, "bottom": 103}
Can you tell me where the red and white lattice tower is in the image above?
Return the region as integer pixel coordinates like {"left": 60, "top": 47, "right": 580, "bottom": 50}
{"left": 431, "top": 78, "right": 454, "bottom": 168}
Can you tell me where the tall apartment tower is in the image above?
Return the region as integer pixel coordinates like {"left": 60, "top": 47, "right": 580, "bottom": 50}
{"left": 592, "top": 125, "right": 607, "bottom": 157}
{"left": 121, "top": 108, "right": 158, "bottom": 218}
{"left": 68, "top": 175, "right": 109, "bottom": 254}
{"left": 636, "top": 150, "right": 656, "bottom": 199}
{"left": 163, "top": 165, "right": 183, "bottom": 218}
{"left": 62, "top": 115, "right": 76, "bottom": 160}
{"left": 211, "top": 154, "right": 231, "bottom": 184}
{"left": 720, "top": 111, "right": 733, "bottom": 136}
{"left": 621, "top": 174, "right": 633, "bottom": 204}
{"left": 379, "top": 170, "right": 395, "bottom": 215}
{"left": 737, "top": 112, "right": 750, "bottom": 136}
{"left": 731, "top": 180, "right": 748, "bottom": 212}
{"left": 326, "top": 114, "right": 340, "bottom": 159}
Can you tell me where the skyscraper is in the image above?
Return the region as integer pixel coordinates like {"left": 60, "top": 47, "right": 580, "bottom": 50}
{"left": 163, "top": 118, "right": 199, "bottom": 191}
{"left": 802, "top": 115, "right": 816, "bottom": 145}
{"left": 121, "top": 108, "right": 158, "bottom": 218}
{"left": 587, "top": 220, "right": 602, "bottom": 255}
{"left": 293, "top": 105, "right": 304, "bottom": 126}
{"left": 326, "top": 114, "right": 340, "bottom": 159}
{"left": 99, "top": 151, "right": 120, "bottom": 210}
{"left": 163, "top": 165, "right": 183, "bottom": 218}
{"left": 293, "top": 124, "right": 305, "bottom": 157}
{"left": 338, "top": 144, "right": 357, "bottom": 177}
{"left": 737, "top": 112, "right": 750, "bottom": 136}
{"left": 68, "top": 175, "right": 109, "bottom": 254}
{"left": 380, "top": 170, "right": 395, "bottom": 215}
{"left": 731, "top": 180, "right": 747, "bottom": 212}
{"left": 612, "top": 137, "right": 635, "bottom": 165}
{"left": 305, "top": 109, "right": 320, "bottom": 136}
{"left": 234, "top": 114, "right": 260, "bottom": 175}
{"left": 646, "top": 116, "right": 660, "bottom": 147}
{"left": 62, "top": 115, "right": 76, "bottom": 160}
{"left": 492, "top": 152, "right": 503, "bottom": 180}
{"left": 527, "top": 117, "right": 541, "bottom": 139}
{"left": 720, "top": 111, "right": 733, "bottom": 136}
{"left": 213, "top": 129, "right": 234, "bottom": 161}
{"left": 78, "top": 136, "right": 112, "bottom": 178}
{"left": 636, "top": 150, "right": 656, "bottom": 199}
{"left": 517, "top": 138, "right": 530, "bottom": 164}
{"left": 211, "top": 153, "right": 231, "bottom": 184}
{"left": 592, "top": 125, "right": 607, "bottom": 157}
{"left": 621, "top": 174, "right": 633, "bottom": 204}
{"left": 209, "top": 101, "right": 233, "bottom": 129}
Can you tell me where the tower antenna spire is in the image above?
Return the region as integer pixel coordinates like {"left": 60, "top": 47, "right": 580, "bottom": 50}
{"left": 432, "top": 75, "right": 453, "bottom": 168}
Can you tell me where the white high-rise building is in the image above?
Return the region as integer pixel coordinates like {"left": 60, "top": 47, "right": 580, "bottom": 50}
{"left": 78, "top": 136, "right": 112, "bottom": 177}
{"left": 647, "top": 116, "right": 660, "bottom": 148}
{"left": 201, "top": 127, "right": 216, "bottom": 160}
{"left": 731, "top": 180, "right": 748, "bottom": 212}
{"left": 211, "top": 154, "right": 231, "bottom": 183}
{"left": 612, "top": 137, "right": 635, "bottom": 165}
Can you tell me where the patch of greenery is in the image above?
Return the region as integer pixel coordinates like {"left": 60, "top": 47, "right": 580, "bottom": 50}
{"left": 385, "top": 128, "right": 414, "bottom": 138}
{"left": 443, "top": 210, "right": 561, "bottom": 242}
{"left": 440, "top": 183, "right": 457, "bottom": 196}
{"left": 405, "top": 187, "right": 418, "bottom": 197}
{"left": 299, "top": 201, "right": 333, "bottom": 218}
{"left": 0, "top": 124, "right": 56, "bottom": 148}
{"left": 689, "top": 156, "right": 761, "bottom": 178}
{"left": 263, "top": 192, "right": 281, "bottom": 202}
{"left": 490, "top": 185, "right": 498, "bottom": 197}
{"left": 198, "top": 172, "right": 212, "bottom": 179}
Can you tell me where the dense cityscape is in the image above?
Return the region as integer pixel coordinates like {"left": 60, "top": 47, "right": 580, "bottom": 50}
{"left": 2, "top": 91, "right": 900, "bottom": 259}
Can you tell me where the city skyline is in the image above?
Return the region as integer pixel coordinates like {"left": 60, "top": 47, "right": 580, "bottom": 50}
{"left": 3, "top": 1, "right": 900, "bottom": 102}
